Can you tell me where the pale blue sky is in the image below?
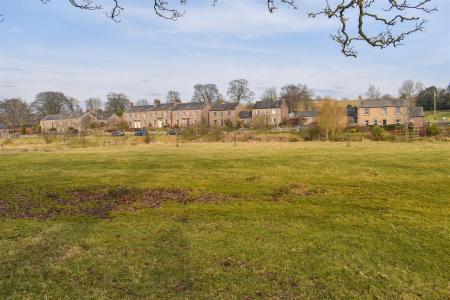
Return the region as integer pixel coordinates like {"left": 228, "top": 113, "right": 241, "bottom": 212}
{"left": 1, "top": 0, "right": 449, "bottom": 104}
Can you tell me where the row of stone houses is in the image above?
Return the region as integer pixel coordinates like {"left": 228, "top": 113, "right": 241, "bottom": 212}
{"left": 39, "top": 98, "right": 425, "bottom": 133}
{"left": 40, "top": 112, "right": 121, "bottom": 133}
{"left": 122, "top": 99, "right": 289, "bottom": 129}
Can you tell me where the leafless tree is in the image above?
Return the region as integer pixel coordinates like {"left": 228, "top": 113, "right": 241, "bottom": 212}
{"left": 166, "top": 90, "right": 181, "bottom": 103}
{"left": 365, "top": 85, "right": 381, "bottom": 100}
{"left": 31, "top": 91, "right": 72, "bottom": 116}
{"left": 317, "top": 99, "right": 346, "bottom": 140}
{"left": 85, "top": 97, "right": 102, "bottom": 112}
{"left": 260, "top": 87, "right": 278, "bottom": 103}
{"left": 0, "top": 98, "right": 30, "bottom": 130}
{"left": 105, "top": 92, "right": 132, "bottom": 116}
{"left": 192, "top": 84, "right": 222, "bottom": 104}
{"left": 227, "top": 79, "right": 254, "bottom": 104}
{"left": 136, "top": 99, "right": 149, "bottom": 106}
{"left": 397, "top": 80, "right": 423, "bottom": 135}
{"left": 281, "top": 84, "right": 313, "bottom": 112}
{"left": 37, "top": 0, "right": 437, "bottom": 57}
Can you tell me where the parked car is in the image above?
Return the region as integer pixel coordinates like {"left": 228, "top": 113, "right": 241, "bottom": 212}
{"left": 167, "top": 129, "right": 177, "bottom": 135}
{"left": 135, "top": 130, "right": 147, "bottom": 136}
{"left": 111, "top": 130, "right": 125, "bottom": 136}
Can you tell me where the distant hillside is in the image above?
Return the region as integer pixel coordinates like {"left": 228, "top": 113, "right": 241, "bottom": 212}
{"left": 424, "top": 111, "right": 450, "bottom": 122}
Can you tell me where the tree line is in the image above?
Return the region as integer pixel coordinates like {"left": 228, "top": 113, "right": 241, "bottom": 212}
{"left": 0, "top": 79, "right": 314, "bottom": 129}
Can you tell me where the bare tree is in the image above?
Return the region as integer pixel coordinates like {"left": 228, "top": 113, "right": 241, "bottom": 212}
{"left": 281, "top": 84, "right": 313, "bottom": 113}
{"left": 38, "top": 0, "right": 436, "bottom": 57}
{"left": 192, "top": 84, "right": 222, "bottom": 104}
{"left": 31, "top": 91, "right": 72, "bottom": 116}
{"left": 85, "top": 97, "right": 102, "bottom": 113}
{"left": 68, "top": 97, "right": 82, "bottom": 114}
{"left": 227, "top": 79, "right": 254, "bottom": 104}
{"left": 317, "top": 99, "right": 346, "bottom": 140}
{"left": 260, "top": 87, "right": 278, "bottom": 102}
{"left": 166, "top": 90, "right": 181, "bottom": 103}
{"left": 136, "top": 99, "right": 149, "bottom": 106}
{"left": 397, "top": 80, "right": 422, "bottom": 131}
{"left": 365, "top": 85, "right": 381, "bottom": 100}
{"left": 105, "top": 92, "right": 132, "bottom": 116}
{"left": 0, "top": 98, "right": 30, "bottom": 130}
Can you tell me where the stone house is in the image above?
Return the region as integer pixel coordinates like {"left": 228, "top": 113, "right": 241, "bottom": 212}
{"left": 209, "top": 102, "right": 244, "bottom": 127}
{"left": 357, "top": 99, "right": 424, "bottom": 127}
{"left": 123, "top": 105, "right": 154, "bottom": 129}
{"left": 238, "top": 111, "right": 252, "bottom": 127}
{"left": 149, "top": 100, "right": 175, "bottom": 128}
{"left": 291, "top": 110, "right": 319, "bottom": 125}
{"left": 172, "top": 101, "right": 211, "bottom": 127}
{"left": 251, "top": 100, "right": 289, "bottom": 126}
{"left": 40, "top": 112, "right": 97, "bottom": 133}
{"left": 97, "top": 113, "right": 122, "bottom": 128}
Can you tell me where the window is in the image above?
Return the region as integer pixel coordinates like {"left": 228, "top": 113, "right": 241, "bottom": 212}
{"left": 382, "top": 119, "right": 387, "bottom": 126}
{"left": 395, "top": 119, "right": 400, "bottom": 125}
{"left": 227, "top": 111, "right": 231, "bottom": 117}
{"left": 153, "top": 120, "right": 157, "bottom": 127}
{"left": 220, "top": 111, "right": 223, "bottom": 116}
{"left": 382, "top": 107, "right": 387, "bottom": 115}
{"left": 213, "top": 111, "right": 217, "bottom": 117}
{"left": 373, "top": 120, "right": 378, "bottom": 126}
{"left": 272, "top": 109, "right": 276, "bottom": 115}
{"left": 364, "top": 120, "right": 369, "bottom": 126}
{"left": 364, "top": 108, "right": 369, "bottom": 116}
{"left": 395, "top": 107, "right": 401, "bottom": 115}
{"left": 176, "top": 112, "right": 179, "bottom": 117}
{"left": 265, "top": 109, "right": 268, "bottom": 115}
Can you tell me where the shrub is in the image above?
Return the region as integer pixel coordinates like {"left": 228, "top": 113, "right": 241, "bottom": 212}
{"left": 304, "top": 126, "right": 321, "bottom": 141}
{"left": 209, "top": 126, "right": 224, "bottom": 142}
{"left": 21, "top": 125, "right": 27, "bottom": 135}
{"left": 371, "top": 126, "right": 385, "bottom": 140}
{"left": 288, "top": 136, "right": 299, "bottom": 142}
{"left": 427, "top": 124, "right": 440, "bottom": 136}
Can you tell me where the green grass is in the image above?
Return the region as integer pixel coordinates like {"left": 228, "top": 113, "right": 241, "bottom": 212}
{"left": 1, "top": 142, "right": 449, "bottom": 299}
{"left": 425, "top": 110, "right": 450, "bottom": 122}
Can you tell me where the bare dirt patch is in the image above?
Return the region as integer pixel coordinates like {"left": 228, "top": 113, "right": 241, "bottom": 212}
{"left": 0, "top": 187, "right": 233, "bottom": 219}
{"left": 270, "top": 184, "right": 325, "bottom": 201}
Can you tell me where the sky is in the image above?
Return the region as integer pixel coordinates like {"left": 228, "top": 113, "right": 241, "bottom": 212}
{"left": 0, "top": 0, "right": 449, "bottom": 105}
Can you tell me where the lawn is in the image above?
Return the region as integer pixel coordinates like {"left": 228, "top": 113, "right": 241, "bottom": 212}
{"left": 0, "top": 142, "right": 449, "bottom": 299}
{"left": 424, "top": 110, "right": 450, "bottom": 122}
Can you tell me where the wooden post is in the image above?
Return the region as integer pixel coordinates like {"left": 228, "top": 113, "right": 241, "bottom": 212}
{"left": 233, "top": 131, "right": 237, "bottom": 146}
{"left": 176, "top": 128, "right": 179, "bottom": 147}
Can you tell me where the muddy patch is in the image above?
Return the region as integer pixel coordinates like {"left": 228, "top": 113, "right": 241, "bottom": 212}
{"left": 0, "top": 187, "right": 233, "bottom": 219}
{"left": 270, "top": 184, "right": 325, "bottom": 201}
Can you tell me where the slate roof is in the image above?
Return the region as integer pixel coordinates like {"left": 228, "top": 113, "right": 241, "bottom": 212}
{"left": 359, "top": 99, "right": 400, "bottom": 108}
{"left": 239, "top": 111, "right": 252, "bottom": 119}
{"left": 210, "top": 102, "right": 240, "bottom": 111}
{"left": 41, "top": 113, "right": 85, "bottom": 121}
{"left": 294, "top": 110, "right": 319, "bottom": 118}
{"left": 151, "top": 103, "right": 174, "bottom": 111}
{"left": 252, "top": 100, "right": 283, "bottom": 109}
{"left": 124, "top": 105, "right": 154, "bottom": 113}
{"left": 173, "top": 102, "right": 207, "bottom": 111}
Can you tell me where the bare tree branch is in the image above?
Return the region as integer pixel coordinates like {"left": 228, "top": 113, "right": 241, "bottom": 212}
{"left": 36, "top": 0, "right": 437, "bottom": 57}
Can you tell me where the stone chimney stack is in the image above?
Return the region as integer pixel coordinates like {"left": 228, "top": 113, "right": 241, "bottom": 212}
{"left": 154, "top": 99, "right": 161, "bottom": 107}
{"left": 174, "top": 99, "right": 181, "bottom": 108}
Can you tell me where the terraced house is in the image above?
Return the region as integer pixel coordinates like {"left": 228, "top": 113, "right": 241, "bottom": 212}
{"left": 357, "top": 99, "right": 424, "bottom": 127}
{"left": 251, "top": 100, "right": 289, "bottom": 126}
{"left": 40, "top": 112, "right": 97, "bottom": 133}
{"left": 172, "top": 101, "right": 211, "bottom": 127}
{"left": 209, "top": 102, "right": 245, "bottom": 127}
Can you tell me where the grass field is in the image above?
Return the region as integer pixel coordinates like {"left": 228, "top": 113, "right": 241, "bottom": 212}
{"left": 425, "top": 111, "right": 450, "bottom": 122}
{"left": 1, "top": 142, "right": 449, "bottom": 299}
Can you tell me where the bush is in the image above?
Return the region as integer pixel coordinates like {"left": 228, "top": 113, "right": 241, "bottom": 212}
{"left": 427, "top": 124, "right": 440, "bottom": 136}
{"left": 371, "top": 126, "right": 385, "bottom": 140}
{"left": 21, "top": 125, "right": 27, "bottom": 135}
{"left": 304, "top": 127, "right": 321, "bottom": 141}
{"left": 288, "top": 136, "right": 299, "bottom": 142}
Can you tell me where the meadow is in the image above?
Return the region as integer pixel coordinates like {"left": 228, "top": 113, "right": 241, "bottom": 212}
{"left": 0, "top": 141, "right": 449, "bottom": 299}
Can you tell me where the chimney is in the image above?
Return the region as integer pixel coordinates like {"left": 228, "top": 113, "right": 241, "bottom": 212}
{"left": 154, "top": 99, "right": 161, "bottom": 107}
{"left": 174, "top": 99, "right": 181, "bottom": 108}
